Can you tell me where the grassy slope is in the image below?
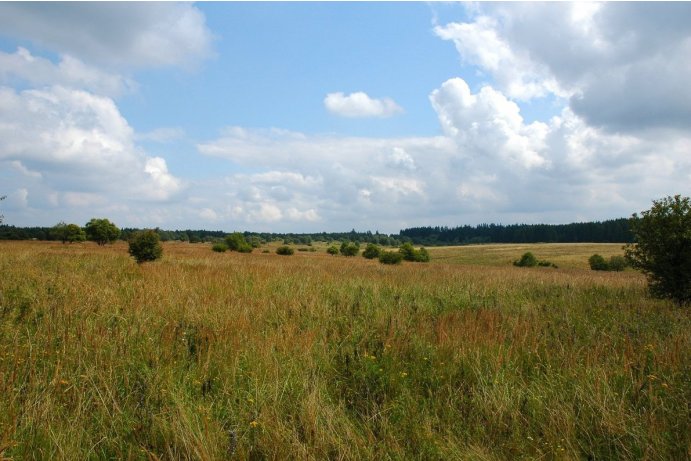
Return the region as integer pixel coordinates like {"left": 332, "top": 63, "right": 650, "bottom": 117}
{"left": 0, "top": 241, "right": 689, "bottom": 460}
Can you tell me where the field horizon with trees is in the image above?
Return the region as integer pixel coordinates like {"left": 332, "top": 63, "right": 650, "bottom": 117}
{"left": 1, "top": 196, "right": 689, "bottom": 459}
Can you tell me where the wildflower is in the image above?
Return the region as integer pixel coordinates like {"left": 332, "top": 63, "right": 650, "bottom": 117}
{"left": 400, "top": 372, "right": 408, "bottom": 378}
{"left": 661, "top": 383, "right": 669, "bottom": 389}
{"left": 647, "top": 374, "right": 658, "bottom": 381}
{"left": 249, "top": 420, "right": 259, "bottom": 428}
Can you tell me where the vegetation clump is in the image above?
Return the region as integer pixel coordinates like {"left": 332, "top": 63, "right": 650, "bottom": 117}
{"left": 399, "top": 242, "right": 430, "bottom": 262}
{"left": 327, "top": 245, "right": 339, "bottom": 255}
{"left": 514, "top": 251, "right": 556, "bottom": 268}
{"left": 128, "top": 229, "right": 163, "bottom": 263}
{"left": 225, "top": 232, "right": 253, "bottom": 253}
{"left": 379, "top": 250, "right": 403, "bottom": 265}
{"left": 362, "top": 243, "right": 382, "bottom": 259}
{"left": 85, "top": 218, "right": 120, "bottom": 245}
{"left": 625, "top": 194, "right": 691, "bottom": 305}
{"left": 589, "top": 254, "right": 627, "bottom": 271}
{"left": 276, "top": 245, "right": 294, "bottom": 255}
{"left": 340, "top": 241, "right": 360, "bottom": 257}
{"left": 52, "top": 222, "right": 86, "bottom": 243}
{"left": 211, "top": 242, "right": 228, "bottom": 253}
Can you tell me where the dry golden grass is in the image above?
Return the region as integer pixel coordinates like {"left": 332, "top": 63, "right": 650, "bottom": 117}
{"left": 0, "top": 240, "right": 689, "bottom": 460}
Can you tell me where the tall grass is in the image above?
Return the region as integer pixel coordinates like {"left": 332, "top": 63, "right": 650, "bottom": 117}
{"left": 0, "top": 241, "right": 688, "bottom": 460}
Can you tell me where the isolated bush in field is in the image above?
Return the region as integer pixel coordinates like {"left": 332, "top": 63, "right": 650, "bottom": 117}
{"left": 362, "top": 243, "right": 382, "bottom": 259}
{"left": 211, "top": 242, "right": 228, "bottom": 253}
{"left": 52, "top": 222, "right": 86, "bottom": 243}
{"left": 379, "top": 251, "right": 403, "bottom": 265}
{"left": 340, "top": 241, "right": 360, "bottom": 257}
{"left": 589, "top": 254, "right": 609, "bottom": 271}
{"left": 625, "top": 195, "right": 691, "bottom": 305}
{"left": 276, "top": 246, "right": 294, "bottom": 255}
{"left": 608, "top": 256, "right": 627, "bottom": 272}
{"left": 399, "top": 243, "right": 430, "bottom": 262}
{"left": 327, "top": 245, "right": 339, "bottom": 255}
{"left": 128, "top": 230, "right": 163, "bottom": 264}
{"left": 85, "top": 218, "right": 120, "bottom": 245}
{"left": 225, "top": 232, "right": 252, "bottom": 253}
{"left": 514, "top": 252, "right": 538, "bottom": 267}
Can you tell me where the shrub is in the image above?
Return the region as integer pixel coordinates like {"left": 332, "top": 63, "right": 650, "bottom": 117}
{"left": 276, "top": 246, "right": 294, "bottom": 256}
{"left": 212, "top": 243, "right": 228, "bottom": 253}
{"left": 379, "top": 251, "right": 403, "bottom": 265}
{"left": 589, "top": 254, "right": 609, "bottom": 271}
{"left": 128, "top": 230, "right": 163, "bottom": 264}
{"left": 340, "top": 241, "right": 360, "bottom": 257}
{"left": 327, "top": 245, "right": 339, "bottom": 255}
{"left": 399, "top": 243, "right": 430, "bottom": 262}
{"left": 625, "top": 195, "right": 691, "bottom": 305}
{"left": 513, "top": 252, "right": 538, "bottom": 267}
{"left": 608, "top": 255, "right": 627, "bottom": 272}
{"left": 224, "top": 232, "right": 252, "bottom": 253}
{"left": 362, "top": 243, "right": 382, "bottom": 259}
{"left": 85, "top": 218, "right": 120, "bottom": 245}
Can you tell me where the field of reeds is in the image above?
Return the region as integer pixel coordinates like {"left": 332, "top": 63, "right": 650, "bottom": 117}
{"left": 0, "top": 240, "right": 689, "bottom": 460}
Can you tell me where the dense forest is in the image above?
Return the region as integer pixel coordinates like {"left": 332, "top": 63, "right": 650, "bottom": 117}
{"left": 0, "top": 218, "right": 632, "bottom": 245}
{"left": 399, "top": 218, "right": 633, "bottom": 245}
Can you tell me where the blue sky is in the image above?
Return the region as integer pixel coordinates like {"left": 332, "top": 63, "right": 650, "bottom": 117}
{"left": 1, "top": 2, "right": 689, "bottom": 233}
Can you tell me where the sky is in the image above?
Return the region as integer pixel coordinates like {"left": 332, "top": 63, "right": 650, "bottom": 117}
{"left": 0, "top": 2, "right": 689, "bottom": 233}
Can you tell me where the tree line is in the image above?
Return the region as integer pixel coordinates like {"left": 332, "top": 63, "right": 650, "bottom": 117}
{"left": 0, "top": 218, "right": 632, "bottom": 245}
{"left": 399, "top": 218, "right": 633, "bottom": 245}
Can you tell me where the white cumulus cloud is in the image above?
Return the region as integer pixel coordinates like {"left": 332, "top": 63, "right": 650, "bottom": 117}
{"left": 324, "top": 92, "right": 403, "bottom": 118}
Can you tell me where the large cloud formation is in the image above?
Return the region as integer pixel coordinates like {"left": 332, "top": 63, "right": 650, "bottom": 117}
{"left": 2, "top": 3, "right": 689, "bottom": 232}
{"left": 0, "top": 3, "right": 207, "bottom": 226}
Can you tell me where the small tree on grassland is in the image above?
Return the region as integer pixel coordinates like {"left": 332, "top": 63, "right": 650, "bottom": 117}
{"left": 625, "top": 195, "right": 691, "bottom": 306}
{"left": 52, "top": 222, "right": 86, "bottom": 243}
{"left": 326, "top": 245, "right": 339, "bottom": 255}
{"left": 128, "top": 230, "right": 163, "bottom": 264}
{"left": 85, "top": 218, "right": 120, "bottom": 245}
{"left": 362, "top": 243, "right": 382, "bottom": 259}
{"left": 340, "top": 241, "right": 360, "bottom": 257}
{"left": 276, "top": 246, "right": 294, "bottom": 255}
{"left": 225, "top": 232, "right": 253, "bottom": 253}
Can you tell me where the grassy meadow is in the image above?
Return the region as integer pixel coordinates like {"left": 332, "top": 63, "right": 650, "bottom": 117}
{"left": 0, "top": 240, "right": 689, "bottom": 460}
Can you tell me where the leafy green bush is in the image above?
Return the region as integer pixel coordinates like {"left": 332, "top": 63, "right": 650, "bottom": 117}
{"left": 128, "top": 230, "right": 163, "bottom": 264}
{"left": 212, "top": 243, "right": 228, "bottom": 253}
{"left": 340, "top": 241, "right": 360, "bottom": 257}
{"left": 513, "top": 252, "right": 538, "bottom": 267}
{"left": 85, "top": 218, "right": 120, "bottom": 245}
{"left": 362, "top": 243, "right": 382, "bottom": 259}
{"left": 276, "top": 246, "right": 294, "bottom": 256}
{"left": 399, "top": 243, "right": 430, "bottom": 262}
{"left": 625, "top": 195, "right": 691, "bottom": 305}
{"left": 327, "top": 245, "right": 339, "bottom": 255}
{"left": 608, "top": 255, "right": 627, "bottom": 272}
{"left": 589, "top": 254, "right": 609, "bottom": 271}
{"left": 379, "top": 251, "right": 403, "bottom": 265}
{"left": 225, "top": 232, "right": 252, "bottom": 253}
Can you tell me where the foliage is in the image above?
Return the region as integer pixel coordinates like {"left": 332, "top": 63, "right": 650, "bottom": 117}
{"left": 0, "top": 195, "right": 5, "bottom": 225}
{"left": 326, "top": 245, "right": 339, "bottom": 255}
{"left": 340, "top": 241, "right": 360, "bottom": 257}
{"left": 85, "top": 218, "right": 120, "bottom": 245}
{"left": 378, "top": 250, "right": 403, "bottom": 265}
{"left": 514, "top": 252, "right": 538, "bottom": 267}
{"left": 362, "top": 243, "right": 382, "bottom": 259}
{"left": 276, "top": 245, "right": 294, "bottom": 255}
{"left": 589, "top": 254, "right": 609, "bottom": 271}
{"left": 128, "top": 230, "right": 163, "bottom": 263}
{"left": 625, "top": 195, "right": 691, "bottom": 305}
{"left": 225, "top": 232, "right": 253, "bottom": 253}
{"left": 52, "top": 222, "right": 86, "bottom": 244}
{"left": 608, "top": 255, "right": 627, "bottom": 272}
{"left": 398, "top": 243, "right": 430, "bottom": 262}
{"left": 211, "top": 243, "right": 228, "bottom": 253}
